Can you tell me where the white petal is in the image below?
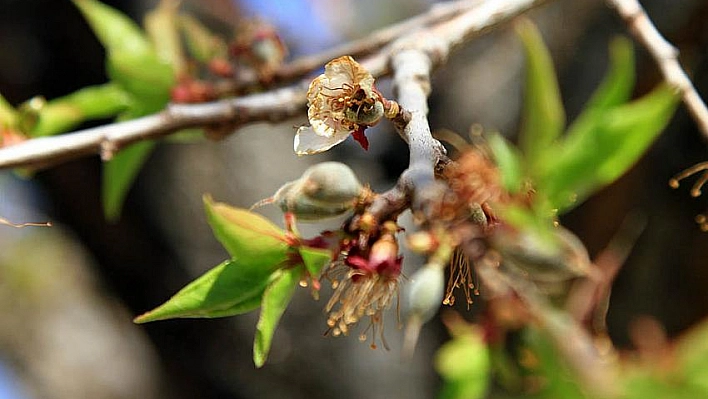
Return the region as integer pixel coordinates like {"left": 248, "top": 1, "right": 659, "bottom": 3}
{"left": 294, "top": 126, "right": 350, "bottom": 155}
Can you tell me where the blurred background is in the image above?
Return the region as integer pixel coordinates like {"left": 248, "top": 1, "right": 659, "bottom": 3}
{"left": 0, "top": 0, "right": 707, "bottom": 397}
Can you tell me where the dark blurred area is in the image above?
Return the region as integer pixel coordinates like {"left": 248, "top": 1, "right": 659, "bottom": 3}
{"left": 0, "top": 0, "right": 707, "bottom": 398}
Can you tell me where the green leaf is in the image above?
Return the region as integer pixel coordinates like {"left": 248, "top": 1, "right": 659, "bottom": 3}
{"left": 74, "top": 0, "right": 175, "bottom": 111}
{"left": 106, "top": 50, "right": 174, "bottom": 112}
{"left": 144, "top": 0, "right": 185, "bottom": 76}
{"left": 676, "top": 319, "right": 708, "bottom": 393}
{"left": 516, "top": 18, "right": 565, "bottom": 173}
{"left": 102, "top": 140, "right": 155, "bottom": 221}
{"left": 179, "top": 14, "right": 228, "bottom": 63}
{"left": 436, "top": 325, "right": 490, "bottom": 399}
{"left": 134, "top": 257, "right": 283, "bottom": 323}
{"left": 298, "top": 245, "right": 333, "bottom": 277}
{"left": 31, "top": 83, "right": 129, "bottom": 137}
{"left": 0, "top": 93, "right": 17, "bottom": 128}
{"left": 565, "top": 36, "right": 635, "bottom": 140}
{"left": 164, "top": 128, "right": 205, "bottom": 144}
{"left": 253, "top": 267, "right": 302, "bottom": 367}
{"left": 521, "top": 328, "right": 587, "bottom": 399}
{"left": 75, "top": 0, "right": 175, "bottom": 221}
{"left": 204, "top": 196, "right": 291, "bottom": 263}
{"left": 487, "top": 132, "right": 524, "bottom": 194}
{"left": 73, "top": 0, "right": 152, "bottom": 55}
{"left": 539, "top": 84, "right": 678, "bottom": 212}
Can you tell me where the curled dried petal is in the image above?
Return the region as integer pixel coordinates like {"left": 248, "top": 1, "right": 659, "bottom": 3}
{"left": 295, "top": 56, "right": 384, "bottom": 155}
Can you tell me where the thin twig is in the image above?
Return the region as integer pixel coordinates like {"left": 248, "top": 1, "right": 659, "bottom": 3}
{"left": 0, "top": 0, "right": 549, "bottom": 170}
{"left": 365, "top": 0, "right": 551, "bottom": 221}
{"left": 0, "top": 82, "right": 309, "bottom": 169}
{"left": 608, "top": 0, "right": 708, "bottom": 142}
{"left": 222, "top": 0, "right": 485, "bottom": 93}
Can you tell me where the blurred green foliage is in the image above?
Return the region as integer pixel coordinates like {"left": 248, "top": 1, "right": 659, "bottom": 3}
{"left": 438, "top": 19, "right": 686, "bottom": 399}
{"left": 0, "top": 0, "right": 211, "bottom": 220}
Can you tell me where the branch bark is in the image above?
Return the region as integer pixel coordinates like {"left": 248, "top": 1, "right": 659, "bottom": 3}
{"left": 0, "top": 0, "right": 549, "bottom": 170}
{"left": 608, "top": 0, "right": 708, "bottom": 142}
{"left": 221, "top": 0, "right": 485, "bottom": 94}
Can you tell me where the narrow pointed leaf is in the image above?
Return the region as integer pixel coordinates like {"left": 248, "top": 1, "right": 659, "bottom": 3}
{"left": 103, "top": 140, "right": 155, "bottom": 221}
{"left": 31, "top": 83, "right": 129, "bottom": 137}
{"left": 0, "top": 93, "right": 17, "bottom": 128}
{"left": 254, "top": 267, "right": 302, "bottom": 367}
{"left": 204, "top": 196, "right": 290, "bottom": 263}
{"left": 565, "top": 36, "right": 635, "bottom": 140}
{"left": 516, "top": 18, "right": 565, "bottom": 172}
{"left": 76, "top": 0, "right": 175, "bottom": 221}
{"left": 106, "top": 50, "right": 174, "bottom": 111}
{"left": 74, "top": 0, "right": 175, "bottom": 110}
{"left": 298, "top": 246, "right": 333, "bottom": 277}
{"left": 144, "top": 0, "right": 185, "bottom": 75}
{"left": 179, "top": 14, "right": 228, "bottom": 63}
{"left": 539, "top": 84, "right": 678, "bottom": 212}
{"left": 134, "top": 258, "right": 281, "bottom": 323}
{"left": 73, "top": 0, "right": 151, "bottom": 55}
{"left": 487, "top": 133, "right": 524, "bottom": 194}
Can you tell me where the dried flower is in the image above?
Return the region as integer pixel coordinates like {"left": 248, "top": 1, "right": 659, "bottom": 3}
{"left": 295, "top": 56, "right": 385, "bottom": 155}
{"left": 230, "top": 18, "right": 288, "bottom": 82}
{"left": 443, "top": 149, "right": 504, "bottom": 212}
{"left": 324, "top": 227, "right": 402, "bottom": 349}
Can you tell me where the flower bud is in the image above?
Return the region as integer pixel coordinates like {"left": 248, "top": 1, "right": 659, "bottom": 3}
{"left": 271, "top": 162, "right": 364, "bottom": 221}
{"left": 300, "top": 162, "right": 362, "bottom": 204}
{"left": 406, "top": 263, "right": 445, "bottom": 324}
{"left": 491, "top": 225, "right": 590, "bottom": 282}
{"left": 403, "top": 263, "right": 445, "bottom": 357}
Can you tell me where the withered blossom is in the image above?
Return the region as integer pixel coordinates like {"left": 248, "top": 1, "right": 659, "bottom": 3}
{"left": 295, "top": 56, "right": 385, "bottom": 155}
{"left": 324, "top": 229, "right": 402, "bottom": 349}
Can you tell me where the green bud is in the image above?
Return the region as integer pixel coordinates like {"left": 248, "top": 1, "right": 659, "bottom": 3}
{"left": 17, "top": 96, "right": 46, "bottom": 134}
{"left": 269, "top": 162, "right": 364, "bottom": 221}
{"left": 300, "top": 162, "right": 363, "bottom": 204}
{"left": 344, "top": 99, "right": 384, "bottom": 126}
{"left": 406, "top": 263, "right": 445, "bottom": 323}
{"left": 403, "top": 263, "right": 445, "bottom": 357}
{"left": 492, "top": 225, "right": 590, "bottom": 282}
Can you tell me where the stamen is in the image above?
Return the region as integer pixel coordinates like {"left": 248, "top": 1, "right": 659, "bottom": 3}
{"left": 669, "top": 161, "right": 708, "bottom": 194}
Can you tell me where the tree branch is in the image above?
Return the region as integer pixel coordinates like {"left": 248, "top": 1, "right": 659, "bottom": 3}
{"left": 608, "top": 0, "right": 708, "bottom": 142}
{"left": 389, "top": 49, "right": 449, "bottom": 221}
{"left": 0, "top": 0, "right": 550, "bottom": 170}
{"left": 221, "top": 0, "right": 485, "bottom": 93}
{"left": 0, "top": 82, "right": 308, "bottom": 169}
